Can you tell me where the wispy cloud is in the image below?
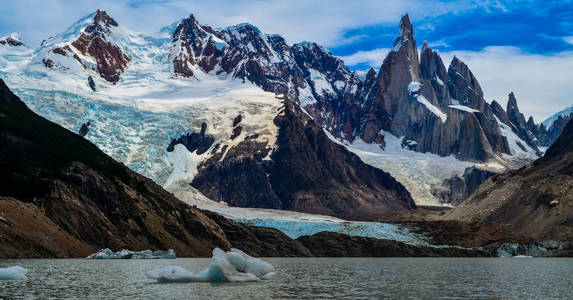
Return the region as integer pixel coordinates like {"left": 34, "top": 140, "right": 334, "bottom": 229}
{"left": 0, "top": 0, "right": 570, "bottom": 121}
{"left": 339, "top": 48, "right": 390, "bottom": 70}
{"left": 0, "top": 0, "right": 500, "bottom": 47}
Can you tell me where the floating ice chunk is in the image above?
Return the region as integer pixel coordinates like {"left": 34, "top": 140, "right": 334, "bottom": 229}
{"left": 145, "top": 266, "right": 195, "bottom": 283}
{"left": 87, "top": 248, "right": 176, "bottom": 259}
{"left": 145, "top": 248, "right": 273, "bottom": 283}
{"left": 0, "top": 266, "right": 28, "bottom": 280}
{"left": 228, "top": 248, "right": 274, "bottom": 277}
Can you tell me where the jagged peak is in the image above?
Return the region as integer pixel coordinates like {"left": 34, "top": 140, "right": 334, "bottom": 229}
{"left": 366, "top": 67, "right": 376, "bottom": 76}
{"left": 391, "top": 13, "right": 416, "bottom": 53}
{"left": 421, "top": 40, "right": 430, "bottom": 52}
{"left": 490, "top": 99, "right": 502, "bottom": 108}
{"left": 450, "top": 55, "right": 462, "bottom": 66}
{"left": 293, "top": 41, "right": 330, "bottom": 55}
{"left": 188, "top": 13, "right": 198, "bottom": 24}
{"left": 448, "top": 56, "right": 471, "bottom": 75}
{"left": 173, "top": 14, "right": 210, "bottom": 40}
{"left": 226, "top": 23, "right": 262, "bottom": 34}
{"left": 93, "top": 9, "right": 118, "bottom": 27}
{"left": 398, "top": 13, "right": 413, "bottom": 37}
{"left": 507, "top": 92, "right": 520, "bottom": 112}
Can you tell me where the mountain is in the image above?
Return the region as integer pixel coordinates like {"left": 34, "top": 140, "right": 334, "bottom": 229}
{"left": 0, "top": 10, "right": 560, "bottom": 207}
{"left": 537, "top": 105, "right": 573, "bottom": 147}
{"left": 0, "top": 33, "right": 24, "bottom": 47}
{"left": 444, "top": 119, "right": 573, "bottom": 241}
{"left": 32, "top": 10, "right": 130, "bottom": 84}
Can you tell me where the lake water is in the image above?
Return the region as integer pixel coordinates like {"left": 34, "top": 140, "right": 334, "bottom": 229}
{"left": 1, "top": 258, "right": 572, "bottom": 299}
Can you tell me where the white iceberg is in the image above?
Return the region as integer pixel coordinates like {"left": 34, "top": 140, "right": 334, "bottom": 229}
{"left": 0, "top": 266, "right": 28, "bottom": 280}
{"left": 145, "top": 248, "right": 274, "bottom": 283}
{"left": 87, "top": 248, "right": 176, "bottom": 259}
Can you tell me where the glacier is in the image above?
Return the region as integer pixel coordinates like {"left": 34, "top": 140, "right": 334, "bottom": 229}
{"left": 145, "top": 248, "right": 274, "bottom": 283}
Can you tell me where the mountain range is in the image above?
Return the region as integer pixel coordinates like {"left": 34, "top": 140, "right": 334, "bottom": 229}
{"left": 0, "top": 10, "right": 570, "bottom": 215}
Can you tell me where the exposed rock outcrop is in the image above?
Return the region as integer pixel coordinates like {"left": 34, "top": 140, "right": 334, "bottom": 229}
{"left": 0, "top": 33, "right": 25, "bottom": 47}
{"left": 444, "top": 119, "right": 573, "bottom": 242}
{"left": 167, "top": 122, "right": 215, "bottom": 155}
{"left": 192, "top": 100, "right": 415, "bottom": 217}
{"left": 78, "top": 121, "right": 91, "bottom": 137}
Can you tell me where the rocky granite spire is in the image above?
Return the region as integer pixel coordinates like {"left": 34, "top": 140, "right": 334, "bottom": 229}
{"left": 419, "top": 41, "right": 450, "bottom": 108}
{"left": 505, "top": 92, "right": 541, "bottom": 154}
{"left": 490, "top": 99, "right": 510, "bottom": 125}
{"left": 447, "top": 57, "right": 486, "bottom": 111}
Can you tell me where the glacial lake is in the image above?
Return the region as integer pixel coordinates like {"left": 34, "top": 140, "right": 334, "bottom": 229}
{"left": 1, "top": 257, "right": 572, "bottom": 299}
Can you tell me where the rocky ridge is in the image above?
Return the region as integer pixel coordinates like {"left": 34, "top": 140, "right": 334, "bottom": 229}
{"left": 444, "top": 119, "right": 573, "bottom": 242}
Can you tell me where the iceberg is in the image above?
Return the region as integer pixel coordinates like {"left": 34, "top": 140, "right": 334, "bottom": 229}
{"left": 145, "top": 248, "right": 274, "bottom": 283}
{"left": 0, "top": 266, "right": 28, "bottom": 280}
{"left": 87, "top": 248, "right": 176, "bottom": 259}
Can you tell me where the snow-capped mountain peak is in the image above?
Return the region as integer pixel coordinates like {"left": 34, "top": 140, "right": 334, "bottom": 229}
{"left": 0, "top": 32, "right": 24, "bottom": 47}
{"left": 29, "top": 9, "right": 131, "bottom": 84}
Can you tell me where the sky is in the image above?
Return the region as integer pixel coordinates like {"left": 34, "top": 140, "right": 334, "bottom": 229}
{"left": 1, "top": 0, "right": 572, "bottom": 121}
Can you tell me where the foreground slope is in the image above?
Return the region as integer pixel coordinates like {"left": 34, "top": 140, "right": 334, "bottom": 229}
{"left": 444, "top": 120, "right": 573, "bottom": 241}
{"left": 0, "top": 78, "right": 298, "bottom": 258}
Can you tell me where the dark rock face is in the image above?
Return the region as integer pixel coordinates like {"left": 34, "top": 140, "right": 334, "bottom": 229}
{"left": 445, "top": 119, "right": 573, "bottom": 242}
{"left": 0, "top": 33, "right": 25, "bottom": 47}
{"left": 79, "top": 121, "right": 91, "bottom": 137}
{"left": 167, "top": 122, "right": 214, "bottom": 155}
{"left": 538, "top": 113, "right": 573, "bottom": 147}
{"left": 88, "top": 76, "right": 97, "bottom": 91}
{"left": 431, "top": 167, "right": 498, "bottom": 205}
{"left": 192, "top": 101, "right": 415, "bottom": 217}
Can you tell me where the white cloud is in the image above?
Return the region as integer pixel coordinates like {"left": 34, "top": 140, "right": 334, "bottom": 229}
{"left": 563, "top": 36, "right": 573, "bottom": 45}
{"left": 339, "top": 48, "right": 390, "bottom": 69}
{"left": 1, "top": 0, "right": 569, "bottom": 121}
{"left": 0, "top": 0, "right": 494, "bottom": 47}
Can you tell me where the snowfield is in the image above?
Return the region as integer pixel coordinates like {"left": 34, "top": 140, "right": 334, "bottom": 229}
{"left": 339, "top": 133, "right": 474, "bottom": 205}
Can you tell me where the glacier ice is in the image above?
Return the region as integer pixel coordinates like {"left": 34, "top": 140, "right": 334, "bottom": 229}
{"left": 0, "top": 266, "right": 28, "bottom": 280}
{"left": 87, "top": 248, "right": 176, "bottom": 259}
{"left": 145, "top": 248, "right": 274, "bottom": 283}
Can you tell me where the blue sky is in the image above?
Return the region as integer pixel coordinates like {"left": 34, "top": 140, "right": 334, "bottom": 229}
{"left": 0, "top": 0, "right": 572, "bottom": 121}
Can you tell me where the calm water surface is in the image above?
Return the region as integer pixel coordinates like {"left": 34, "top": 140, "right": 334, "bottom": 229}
{"left": 0, "top": 258, "right": 572, "bottom": 299}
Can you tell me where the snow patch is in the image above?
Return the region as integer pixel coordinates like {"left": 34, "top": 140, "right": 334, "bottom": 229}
{"left": 495, "top": 117, "right": 538, "bottom": 158}
{"left": 308, "top": 68, "right": 335, "bottom": 96}
{"left": 340, "top": 133, "right": 474, "bottom": 205}
{"left": 417, "top": 95, "right": 447, "bottom": 123}
{"left": 449, "top": 104, "right": 480, "bottom": 113}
